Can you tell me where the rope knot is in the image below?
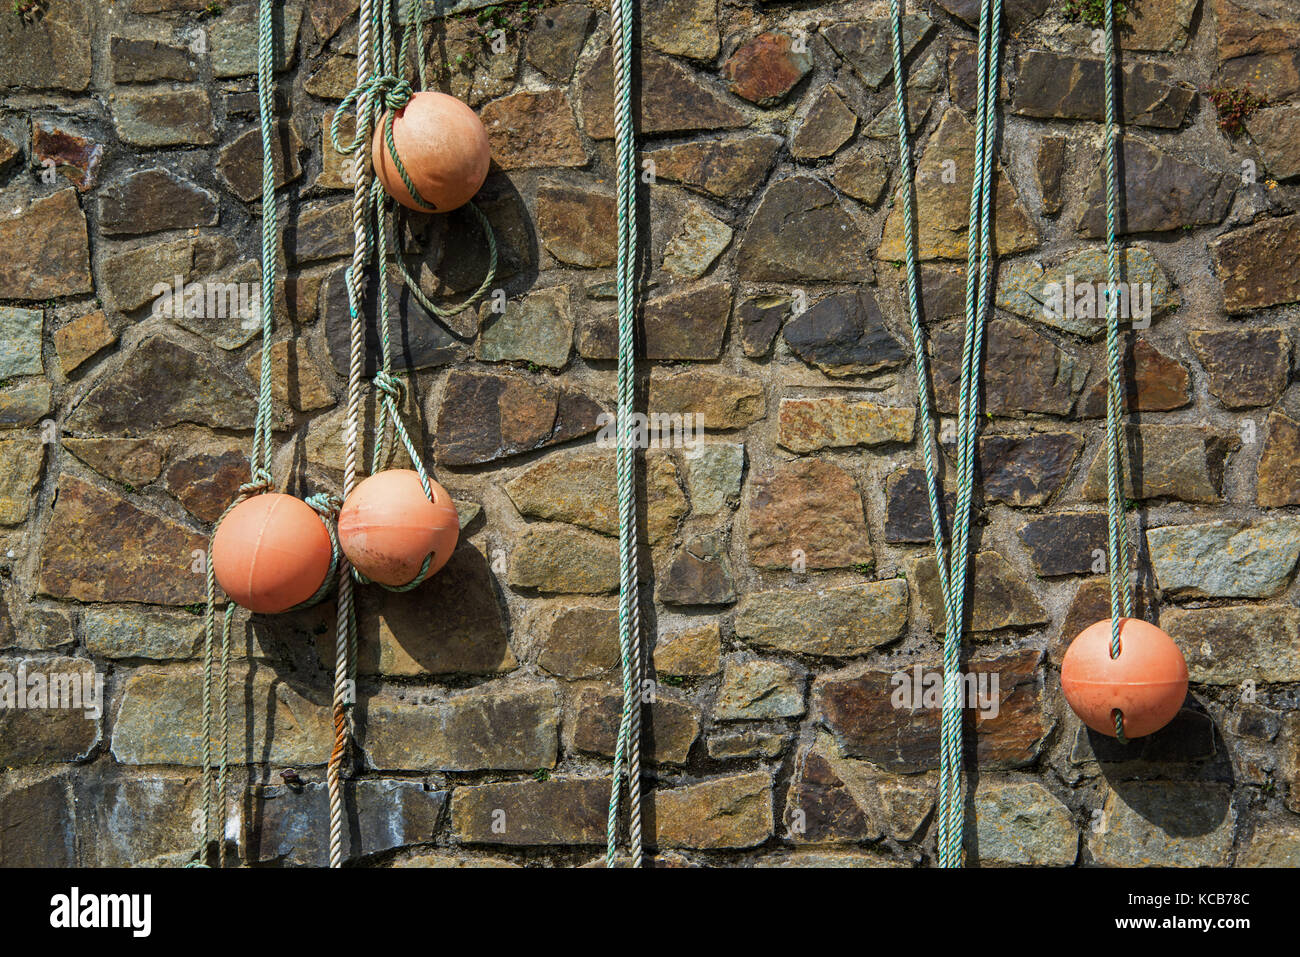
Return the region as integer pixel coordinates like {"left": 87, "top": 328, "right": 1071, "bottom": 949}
{"left": 376, "top": 76, "right": 414, "bottom": 111}
{"left": 238, "top": 471, "right": 274, "bottom": 498}
{"left": 373, "top": 370, "right": 404, "bottom": 400}
{"left": 305, "top": 491, "right": 341, "bottom": 518}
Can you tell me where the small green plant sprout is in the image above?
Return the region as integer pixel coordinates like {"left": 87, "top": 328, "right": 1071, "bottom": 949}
{"left": 1204, "top": 85, "right": 1263, "bottom": 136}
{"left": 199, "top": 1, "right": 223, "bottom": 18}
{"left": 853, "top": 561, "right": 875, "bottom": 576}
{"left": 532, "top": 768, "right": 550, "bottom": 781}
{"left": 12, "top": 0, "right": 42, "bottom": 21}
{"left": 1061, "top": 0, "right": 1126, "bottom": 28}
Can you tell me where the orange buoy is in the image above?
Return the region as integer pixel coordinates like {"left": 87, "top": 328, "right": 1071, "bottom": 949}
{"left": 372, "top": 91, "right": 490, "bottom": 213}
{"left": 338, "top": 469, "right": 459, "bottom": 587}
{"left": 1061, "top": 617, "right": 1188, "bottom": 738}
{"left": 212, "top": 493, "right": 334, "bottom": 614}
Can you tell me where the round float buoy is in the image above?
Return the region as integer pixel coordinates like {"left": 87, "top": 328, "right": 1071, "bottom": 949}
{"left": 372, "top": 91, "right": 490, "bottom": 213}
{"left": 338, "top": 469, "right": 459, "bottom": 587}
{"left": 1061, "top": 617, "right": 1188, "bottom": 739}
{"left": 212, "top": 493, "right": 334, "bottom": 614}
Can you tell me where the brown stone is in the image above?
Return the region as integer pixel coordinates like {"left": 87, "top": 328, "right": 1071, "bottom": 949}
{"left": 791, "top": 86, "right": 857, "bottom": 160}
{"left": 1258, "top": 411, "right": 1300, "bottom": 507}
{"left": 1081, "top": 424, "right": 1239, "bottom": 504}
{"left": 567, "top": 685, "right": 700, "bottom": 765}
{"left": 644, "top": 135, "right": 782, "bottom": 199}
{"left": 1189, "top": 328, "right": 1291, "bottom": 408}
{"left": 734, "top": 581, "right": 909, "bottom": 657}
{"left": 31, "top": 122, "right": 103, "bottom": 192}
{"left": 1018, "top": 512, "right": 1109, "bottom": 576}
{"left": 507, "top": 524, "right": 618, "bottom": 594}
{"left": 737, "top": 177, "right": 875, "bottom": 282}
{"left": 1036, "top": 134, "right": 1067, "bottom": 215}
{"left": 216, "top": 123, "right": 304, "bottom": 202}
{"left": 480, "top": 90, "right": 587, "bottom": 170}
{"left": 1246, "top": 101, "right": 1300, "bottom": 180}
{"left": 1011, "top": 51, "right": 1195, "bottom": 128}
{"left": 434, "top": 370, "right": 605, "bottom": 467}
{"left": 111, "top": 664, "right": 331, "bottom": 765}
{"left": 1211, "top": 213, "right": 1300, "bottom": 313}
{"left": 66, "top": 337, "right": 258, "bottom": 436}
{"left": 112, "top": 89, "right": 216, "bottom": 147}
{"left": 646, "top": 368, "right": 763, "bottom": 429}
{"left": 878, "top": 110, "right": 1039, "bottom": 261}
{"left": 363, "top": 684, "right": 558, "bottom": 771}
{"left": 831, "top": 148, "right": 890, "bottom": 205}
{"left": 37, "top": 475, "right": 206, "bottom": 605}
{"left": 1163, "top": 604, "right": 1300, "bottom": 684}
{"left": 581, "top": 47, "right": 744, "bottom": 139}
{"left": 247, "top": 340, "right": 335, "bottom": 412}
{"left": 0, "top": 656, "right": 101, "bottom": 762}
{"left": 783, "top": 290, "right": 906, "bottom": 377}
{"left": 823, "top": 14, "right": 933, "bottom": 88}
{"left": 659, "top": 529, "right": 737, "bottom": 606}
{"left": 777, "top": 396, "right": 913, "bottom": 452}
{"left": 580, "top": 283, "right": 732, "bottom": 361}
{"left": 723, "top": 32, "right": 811, "bottom": 106}
{"left": 736, "top": 294, "right": 790, "bottom": 357}
{"left": 0, "top": 437, "right": 45, "bottom": 525}
{"left": 653, "top": 621, "right": 721, "bottom": 676}
{"left": 63, "top": 438, "right": 165, "bottom": 488}
{"left": 163, "top": 443, "right": 249, "bottom": 523}
{"left": 451, "top": 778, "right": 608, "bottom": 845}
{"left": 99, "top": 167, "right": 219, "bottom": 235}
{"left": 909, "top": 551, "right": 1048, "bottom": 633}
{"left": 644, "top": 0, "right": 719, "bottom": 60}
{"left": 533, "top": 602, "right": 619, "bottom": 678}
{"left": 54, "top": 310, "right": 116, "bottom": 375}
{"left": 652, "top": 773, "right": 773, "bottom": 849}
{"left": 1079, "top": 338, "right": 1192, "bottom": 415}
{"left": 1077, "top": 138, "right": 1234, "bottom": 237}
{"left": 747, "top": 459, "right": 872, "bottom": 570}
{"left": 525, "top": 4, "right": 593, "bottom": 80}
{"left": 504, "top": 448, "right": 685, "bottom": 544}
{"left": 979, "top": 432, "right": 1083, "bottom": 506}
{"left": 0, "top": 0, "right": 93, "bottom": 92}
{"left": 110, "top": 36, "right": 198, "bottom": 83}
{"left": 814, "top": 650, "right": 1047, "bottom": 771}
{"left": 1215, "top": 0, "right": 1300, "bottom": 101}
{"left": 931, "top": 317, "right": 1087, "bottom": 417}
{"left": 0, "top": 189, "right": 92, "bottom": 300}
{"left": 537, "top": 181, "right": 615, "bottom": 267}
{"left": 310, "top": 543, "right": 514, "bottom": 676}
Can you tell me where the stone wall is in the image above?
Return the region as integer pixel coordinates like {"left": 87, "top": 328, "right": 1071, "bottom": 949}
{"left": 1, "top": 0, "right": 1298, "bottom": 867}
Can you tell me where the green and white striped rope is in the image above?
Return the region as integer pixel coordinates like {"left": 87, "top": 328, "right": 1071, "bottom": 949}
{"left": 886, "top": 0, "right": 1004, "bottom": 868}
{"left": 606, "top": 0, "right": 644, "bottom": 869}
{"left": 192, "top": 0, "right": 344, "bottom": 868}
{"left": 1102, "top": 0, "right": 1133, "bottom": 742}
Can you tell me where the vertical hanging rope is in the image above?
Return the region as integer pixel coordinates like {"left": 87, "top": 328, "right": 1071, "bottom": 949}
{"left": 887, "top": 0, "right": 1003, "bottom": 868}
{"left": 606, "top": 0, "right": 644, "bottom": 869}
{"left": 1101, "top": 0, "right": 1132, "bottom": 741}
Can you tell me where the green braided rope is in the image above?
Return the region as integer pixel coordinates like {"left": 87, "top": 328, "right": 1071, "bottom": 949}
{"left": 1102, "top": 0, "right": 1132, "bottom": 743}
{"left": 887, "top": 0, "right": 1003, "bottom": 868}
{"left": 330, "top": 0, "right": 492, "bottom": 593}
{"left": 606, "top": 0, "right": 643, "bottom": 869}
{"left": 192, "top": 0, "right": 346, "bottom": 867}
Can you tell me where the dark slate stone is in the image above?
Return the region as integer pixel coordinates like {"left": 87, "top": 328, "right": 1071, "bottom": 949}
{"left": 434, "top": 370, "right": 606, "bottom": 467}
{"left": 247, "top": 781, "right": 447, "bottom": 866}
{"left": 1077, "top": 138, "right": 1235, "bottom": 237}
{"left": 980, "top": 432, "right": 1083, "bottom": 506}
{"left": 322, "top": 264, "right": 463, "bottom": 376}
{"left": 783, "top": 290, "right": 907, "bottom": 376}
{"left": 1012, "top": 50, "right": 1195, "bottom": 128}
{"left": 1017, "top": 512, "right": 1109, "bottom": 576}
{"left": 735, "top": 176, "right": 875, "bottom": 283}
{"left": 0, "top": 774, "right": 76, "bottom": 867}
{"left": 98, "top": 167, "right": 219, "bottom": 235}
{"left": 737, "top": 295, "right": 791, "bottom": 357}
{"left": 64, "top": 337, "right": 257, "bottom": 435}
{"left": 814, "top": 650, "right": 1046, "bottom": 772}
{"left": 110, "top": 36, "right": 198, "bottom": 83}
{"left": 883, "top": 465, "right": 960, "bottom": 544}
{"left": 659, "top": 529, "right": 737, "bottom": 606}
